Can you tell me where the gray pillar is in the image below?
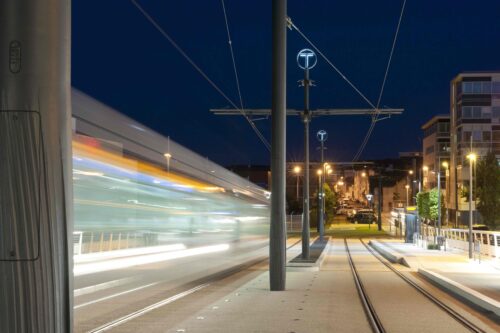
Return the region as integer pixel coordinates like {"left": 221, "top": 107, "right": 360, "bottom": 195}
{"left": 269, "top": 0, "right": 287, "bottom": 291}
{"left": 0, "top": 1, "right": 73, "bottom": 332}
{"left": 301, "top": 70, "right": 310, "bottom": 259}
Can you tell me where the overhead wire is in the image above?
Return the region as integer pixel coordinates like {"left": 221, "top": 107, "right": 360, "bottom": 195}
{"left": 352, "top": 0, "right": 407, "bottom": 161}
{"left": 130, "top": 0, "right": 270, "bottom": 151}
{"left": 287, "top": 18, "right": 377, "bottom": 110}
{"left": 220, "top": 0, "right": 271, "bottom": 150}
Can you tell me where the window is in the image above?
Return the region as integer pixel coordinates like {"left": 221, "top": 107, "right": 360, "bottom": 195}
{"left": 438, "top": 122, "right": 449, "bottom": 133}
{"left": 483, "top": 131, "right": 491, "bottom": 141}
{"left": 482, "top": 82, "right": 491, "bottom": 94}
{"left": 463, "top": 106, "right": 472, "bottom": 118}
{"left": 463, "top": 131, "right": 472, "bottom": 142}
{"left": 472, "top": 106, "right": 482, "bottom": 118}
{"left": 473, "top": 82, "right": 482, "bottom": 93}
{"left": 493, "top": 82, "right": 500, "bottom": 94}
{"left": 473, "top": 131, "right": 482, "bottom": 141}
{"left": 463, "top": 82, "right": 473, "bottom": 93}
{"left": 438, "top": 142, "right": 450, "bottom": 152}
{"left": 492, "top": 107, "right": 500, "bottom": 119}
{"left": 425, "top": 145, "right": 435, "bottom": 155}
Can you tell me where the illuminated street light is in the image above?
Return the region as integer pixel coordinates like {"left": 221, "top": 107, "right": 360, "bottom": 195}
{"left": 423, "top": 165, "right": 428, "bottom": 172}
{"left": 466, "top": 152, "right": 476, "bottom": 258}
{"left": 317, "top": 169, "right": 323, "bottom": 176}
{"left": 409, "top": 170, "right": 414, "bottom": 175}
{"left": 293, "top": 166, "right": 301, "bottom": 200}
{"left": 164, "top": 153, "right": 172, "bottom": 172}
{"left": 361, "top": 172, "right": 366, "bottom": 177}
{"left": 327, "top": 169, "right": 332, "bottom": 175}
{"left": 442, "top": 161, "right": 449, "bottom": 169}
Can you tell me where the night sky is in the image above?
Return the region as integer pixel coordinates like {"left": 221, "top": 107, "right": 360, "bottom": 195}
{"left": 72, "top": 0, "right": 500, "bottom": 167}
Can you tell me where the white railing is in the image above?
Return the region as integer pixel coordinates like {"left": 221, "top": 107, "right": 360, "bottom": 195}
{"left": 417, "top": 225, "right": 500, "bottom": 260}
{"left": 73, "top": 231, "right": 83, "bottom": 255}
{"left": 286, "top": 214, "right": 302, "bottom": 233}
{"left": 441, "top": 228, "right": 500, "bottom": 259}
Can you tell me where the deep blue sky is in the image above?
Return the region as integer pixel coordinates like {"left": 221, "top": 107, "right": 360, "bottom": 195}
{"left": 73, "top": 0, "right": 500, "bottom": 166}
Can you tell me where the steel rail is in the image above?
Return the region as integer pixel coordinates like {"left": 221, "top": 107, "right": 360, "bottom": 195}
{"left": 360, "top": 238, "right": 487, "bottom": 333}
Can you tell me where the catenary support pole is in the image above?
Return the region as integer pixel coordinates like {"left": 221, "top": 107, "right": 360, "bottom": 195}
{"left": 378, "top": 173, "right": 382, "bottom": 231}
{"left": 468, "top": 157, "right": 473, "bottom": 259}
{"left": 270, "top": 0, "right": 287, "bottom": 291}
{"left": 301, "top": 69, "right": 311, "bottom": 259}
{"left": 0, "top": 0, "right": 73, "bottom": 332}
{"left": 318, "top": 140, "right": 324, "bottom": 240}
{"left": 437, "top": 170, "right": 441, "bottom": 237}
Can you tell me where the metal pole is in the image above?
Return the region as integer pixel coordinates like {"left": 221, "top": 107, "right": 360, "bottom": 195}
{"left": 468, "top": 158, "right": 473, "bottom": 259}
{"left": 296, "top": 174, "right": 299, "bottom": 200}
{"left": 437, "top": 171, "right": 441, "bottom": 237}
{"left": 318, "top": 141, "right": 324, "bottom": 240}
{"left": 378, "top": 173, "right": 382, "bottom": 231}
{"left": 301, "top": 69, "right": 310, "bottom": 259}
{"left": 0, "top": 0, "right": 73, "bottom": 331}
{"left": 269, "top": 0, "right": 287, "bottom": 291}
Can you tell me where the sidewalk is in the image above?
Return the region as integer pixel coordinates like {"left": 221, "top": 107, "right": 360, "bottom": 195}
{"left": 370, "top": 240, "right": 500, "bottom": 316}
{"left": 115, "top": 239, "right": 372, "bottom": 333}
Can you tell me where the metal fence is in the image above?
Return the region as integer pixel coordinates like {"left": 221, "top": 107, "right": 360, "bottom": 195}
{"left": 286, "top": 215, "right": 302, "bottom": 233}
{"left": 73, "top": 231, "right": 161, "bottom": 256}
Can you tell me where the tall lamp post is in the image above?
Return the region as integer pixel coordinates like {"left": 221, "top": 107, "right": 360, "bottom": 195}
{"left": 293, "top": 166, "right": 301, "bottom": 200}
{"left": 405, "top": 184, "right": 410, "bottom": 207}
{"left": 466, "top": 153, "right": 476, "bottom": 259}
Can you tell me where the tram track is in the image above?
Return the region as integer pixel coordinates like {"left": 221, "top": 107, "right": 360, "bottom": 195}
{"left": 344, "top": 238, "right": 487, "bottom": 333}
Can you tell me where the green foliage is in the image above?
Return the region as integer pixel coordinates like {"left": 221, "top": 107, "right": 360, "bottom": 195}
{"left": 323, "top": 183, "right": 338, "bottom": 221}
{"left": 417, "top": 191, "right": 430, "bottom": 220}
{"left": 417, "top": 188, "right": 444, "bottom": 222}
{"left": 475, "top": 151, "right": 500, "bottom": 230}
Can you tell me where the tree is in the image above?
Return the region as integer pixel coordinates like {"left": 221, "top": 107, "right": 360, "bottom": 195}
{"left": 475, "top": 151, "right": 500, "bottom": 230}
{"left": 323, "top": 183, "right": 338, "bottom": 222}
{"left": 428, "top": 187, "right": 445, "bottom": 222}
{"left": 417, "top": 191, "right": 430, "bottom": 220}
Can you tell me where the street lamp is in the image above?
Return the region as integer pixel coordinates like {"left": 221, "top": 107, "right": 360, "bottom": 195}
{"left": 466, "top": 152, "right": 476, "bottom": 259}
{"left": 361, "top": 171, "right": 366, "bottom": 177}
{"left": 405, "top": 184, "right": 410, "bottom": 207}
{"left": 293, "top": 166, "right": 301, "bottom": 200}
{"left": 164, "top": 153, "right": 172, "bottom": 172}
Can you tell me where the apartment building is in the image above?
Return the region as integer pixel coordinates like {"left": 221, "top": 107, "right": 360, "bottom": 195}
{"left": 449, "top": 71, "right": 500, "bottom": 226}
{"left": 421, "top": 115, "right": 450, "bottom": 190}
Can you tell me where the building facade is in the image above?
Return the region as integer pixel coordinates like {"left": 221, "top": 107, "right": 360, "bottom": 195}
{"left": 449, "top": 71, "right": 500, "bottom": 226}
{"left": 421, "top": 115, "right": 450, "bottom": 190}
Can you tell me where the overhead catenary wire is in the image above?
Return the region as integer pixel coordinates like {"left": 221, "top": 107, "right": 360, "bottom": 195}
{"left": 130, "top": 0, "right": 270, "bottom": 151}
{"left": 287, "top": 18, "right": 377, "bottom": 110}
{"left": 220, "top": 0, "right": 271, "bottom": 151}
{"left": 352, "top": 0, "right": 407, "bottom": 161}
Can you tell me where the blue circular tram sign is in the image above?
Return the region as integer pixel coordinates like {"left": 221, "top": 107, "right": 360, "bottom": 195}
{"left": 317, "top": 130, "right": 328, "bottom": 142}
{"left": 297, "top": 48, "right": 317, "bottom": 70}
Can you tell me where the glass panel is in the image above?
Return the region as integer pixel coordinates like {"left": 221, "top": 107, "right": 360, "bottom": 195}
{"left": 472, "top": 106, "right": 482, "bottom": 118}
{"left": 473, "top": 82, "right": 482, "bottom": 93}
{"left": 482, "top": 82, "right": 491, "bottom": 94}
{"left": 463, "top": 82, "right": 473, "bottom": 93}
{"left": 492, "top": 107, "right": 500, "bottom": 118}
{"left": 483, "top": 131, "right": 491, "bottom": 141}
{"left": 493, "top": 82, "right": 500, "bottom": 94}
{"left": 463, "top": 106, "right": 472, "bottom": 118}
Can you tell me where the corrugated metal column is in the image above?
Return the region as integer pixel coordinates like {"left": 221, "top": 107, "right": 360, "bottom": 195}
{"left": 269, "top": 0, "right": 287, "bottom": 291}
{"left": 0, "top": 1, "right": 73, "bottom": 332}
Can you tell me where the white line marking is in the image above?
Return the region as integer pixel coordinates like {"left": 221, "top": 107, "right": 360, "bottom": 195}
{"left": 74, "top": 277, "right": 136, "bottom": 297}
{"left": 89, "top": 283, "right": 209, "bottom": 332}
{"left": 75, "top": 282, "right": 159, "bottom": 309}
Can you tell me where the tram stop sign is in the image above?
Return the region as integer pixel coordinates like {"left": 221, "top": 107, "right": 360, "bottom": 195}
{"left": 316, "top": 130, "right": 328, "bottom": 142}
{"left": 297, "top": 48, "right": 317, "bottom": 70}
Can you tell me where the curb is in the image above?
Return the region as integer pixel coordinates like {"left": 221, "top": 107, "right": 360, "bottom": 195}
{"left": 368, "top": 240, "right": 410, "bottom": 267}
{"left": 287, "top": 239, "right": 331, "bottom": 272}
{"left": 419, "top": 268, "right": 500, "bottom": 317}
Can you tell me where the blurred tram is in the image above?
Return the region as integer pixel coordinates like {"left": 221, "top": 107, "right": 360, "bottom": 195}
{"left": 71, "top": 89, "right": 270, "bottom": 254}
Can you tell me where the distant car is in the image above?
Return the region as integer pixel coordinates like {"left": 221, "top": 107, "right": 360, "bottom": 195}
{"left": 472, "top": 225, "right": 489, "bottom": 231}
{"left": 351, "top": 212, "right": 377, "bottom": 224}
{"left": 338, "top": 205, "right": 353, "bottom": 215}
